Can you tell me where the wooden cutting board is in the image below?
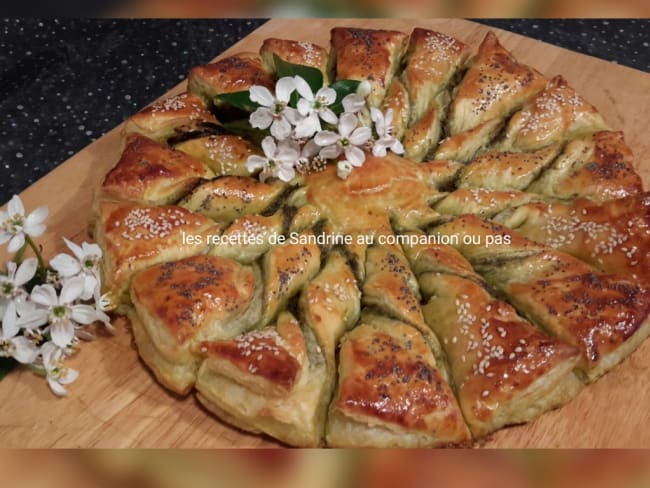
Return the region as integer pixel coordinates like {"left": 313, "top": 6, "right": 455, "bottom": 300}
{"left": 1, "top": 19, "right": 649, "bottom": 448}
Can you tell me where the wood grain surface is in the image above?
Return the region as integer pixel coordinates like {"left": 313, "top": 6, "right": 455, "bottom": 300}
{"left": 0, "top": 19, "right": 649, "bottom": 448}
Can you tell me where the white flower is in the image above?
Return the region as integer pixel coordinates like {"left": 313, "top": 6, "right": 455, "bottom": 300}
{"left": 342, "top": 93, "right": 366, "bottom": 114}
{"left": 315, "top": 113, "right": 372, "bottom": 167}
{"left": 293, "top": 77, "right": 338, "bottom": 138}
{"left": 246, "top": 136, "right": 299, "bottom": 183}
{"left": 0, "top": 302, "right": 39, "bottom": 364}
{"left": 357, "top": 80, "right": 372, "bottom": 97}
{"left": 50, "top": 238, "right": 102, "bottom": 300}
{"left": 371, "top": 107, "right": 405, "bottom": 157}
{"left": 41, "top": 341, "right": 79, "bottom": 397}
{"left": 93, "top": 291, "right": 115, "bottom": 333}
{"left": 337, "top": 160, "right": 353, "bottom": 180}
{"left": 249, "top": 77, "right": 300, "bottom": 140}
{"left": 0, "top": 258, "right": 38, "bottom": 317}
{"left": 29, "top": 277, "right": 100, "bottom": 348}
{"left": 0, "top": 195, "right": 48, "bottom": 253}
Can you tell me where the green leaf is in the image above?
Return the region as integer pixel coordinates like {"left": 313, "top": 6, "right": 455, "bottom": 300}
{"left": 273, "top": 53, "right": 324, "bottom": 94}
{"left": 221, "top": 119, "right": 269, "bottom": 146}
{"left": 214, "top": 91, "right": 260, "bottom": 113}
{"left": 0, "top": 358, "right": 17, "bottom": 382}
{"left": 329, "top": 80, "right": 362, "bottom": 114}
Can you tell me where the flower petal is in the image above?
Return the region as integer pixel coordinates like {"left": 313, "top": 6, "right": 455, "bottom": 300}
{"left": 8, "top": 195, "right": 25, "bottom": 217}
{"left": 297, "top": 97, "right": 312, "bottom": 117}
{"left": 24, "top": 223, "right": 46, "bottom": 238}
{"left": 342, "top": 94, "right": 365, "bottom": 113}
{"left": 59, "top": 276, "right": 85, "bottom": 305}
{"left": 47, "top": 377, "right": 68, "bottom": 396}
{"left": 345, "top": 146, "right": 366, "bottom": 167}
{"left": 25, "top": 206, "right": 48, "bottom": 227}
{"left": 41, "top": 341, "right": 60, "bottom": 368}
{"left": 270, "top": 117, "right": 292, "bottom": 140}
{"left": 50, "top": 320, "right": 75, "bottom": 348}
{"left": 318, "top": 87, "right": 337, "bottom": 105}
{"left": 80, "top": 275, "right": 98, "bottom": 301}
{"left": 17, "top": 309, "right": 49, "bottom": 330}
{"left": 62, "top": 237, "right": 84, "bottom": 261}
{"left": 349, "top": 126, "right": 372, "bottom": 146}
{"left": 2, "top": 301, "right": 19, "bottom": 339}
{"left": 293, "top": 113, "right": 320, "bottom": 139}
{"left": 391, "top": 139, "right": 405, "bottom": 155}
{"left": 319, "top": 145, "right": 342, "bottom": 160}
{"left": 0, "top": 232, "right": 11, "bottom": 245}
{"left": 283, "top": 107, "right": 303, "bottom": 125}
{"left": 249, "top": 85, "right": 273, "bottom": 107}
{"left": 81, "top": 242, "right": 102, "bottom": 258}
{"left": 31, "top": 286, "right": 59, "bottom": 309}
{"left": 5, "top": 261, "right": 17, "bottom": 281}
{"left": 14, "top": 258, "right": 38, "bottom": 287}
{"left": 277, "top": 163, "right": 296, "bottom": 182}
{"left": 50, "top": 253, "right": 81, "bottom": 278}
{"left": 58, "top": 367, "right": 79, "bottom": 385}
{"left": 11, "top": 336, "right": 39, "bottom": 364}
{"left": 249, "top": 108, "right": 273, "bottom": 130}
{"left": 71, "top": 304, "right": 100, "bottom": 325}
{"left": 246, "top": 155, "right": 268, "bottom": 173}
{"left": 338, "top": 113, "right": 358, "bottom": 138}
{"left": 372, "top": 140, "right": 389, "bottom": 158}
{"left": 7, "top": 233, "right": 25, "bottom": 254}
{"left": 301, "top": 139, "right": 321, "bottom": 159}
{"left": 275, "top": 77, "right": 296, "bottom": 103}
{"left": 319, "top": 108, "right": 338, "bottom": 125}
{"left": 314, "top": 130, "right": 340, "bottom": 147}
{"left": 261, "top": 136, "right": 277, "bottom": 159}
{"left": 293, "top": 76, "right": 314, "bottom": 101}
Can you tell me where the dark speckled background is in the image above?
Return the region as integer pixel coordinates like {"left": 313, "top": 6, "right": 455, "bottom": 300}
{"left": 0, "top": 19, "right": 648, "bottom": 204}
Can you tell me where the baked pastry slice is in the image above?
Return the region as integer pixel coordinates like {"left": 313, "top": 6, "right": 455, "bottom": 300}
{"left": 330, "top": 27, "right": 408, "bottom": 107}
{"left": 179, "top": 176, "right": 288, "bottom": 224}
{"left": 457, "top": 144, "right": 561, "bottom": 191}
{"left": 527, "top": 131, "right": 643, "bottom": 202}
{"left": 188, "top": 53, "right": 274, "bottom": 104}
{"left": 431, "top": 215, "right": 544, "bottom": 265}
{"left": 434, "top": 117, "right": 504, "bottom": 163}
{"left": 499, "top": 75, "right": 610, "bottom": 152}
{"left": 260, "top": 231, "right": 321, "bottom": 325}
{"left": 434, "top": 189, "right": 539, "bottom": 219}
{"left": 101, "top": 134, "right": 213, "bottom": 205}
{"left": 260, "top": 38, "right": 330, "bottom": 84}
{"left": 326, "top": 317, "right": 470, "bottom": 447}
{"left": 495, "top": 193, "right": 650, "bottom": 282}
{"left": 210, "top": 212, "right": 284, "bottom": 264}
{"left": 94, "top": 201, "right": 220, "bottom": 305}
{"left": 447, "top": 31, "right": 547, "bottom": 135}
{"left": 420, "top": 272, "right": 582, "bottom": 437}
{"left": 129, "top": 255, "right": 261, "bottom": 395}
{"left": 299, "top": 251, "right": 360, "bottom": 370}
{"left": 401, "top": 28, "right": 470, "bottom": 126}
{"left": 403, "top": 103, "right": 444, "bottom": 162}
{"left": 196, "top": 311, "right": 330, "bottom": 447}
{"left": 174, "top": 135, "right": 261, "bottom": 177}
{"left": 478, "top": 251, "right": 650, "bottom": 381}
{"left": 122, "top": 91, "right": 217, "bottom": 143}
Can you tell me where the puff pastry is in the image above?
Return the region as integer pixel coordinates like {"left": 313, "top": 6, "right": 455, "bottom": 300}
{"left": 478, "top": 251, "right": 650, "bottom": 381}
{"left": 174, "top": 135, "right": 261, "bottom": 177}
{"left": 495, "top": 193, "right": 650, "bottom": 282}
{"left": 527, "top": 131, "right": 642, "bottom": 202}
{"left": 188, "top": 53, "right": 274, "bottom": 103}
{"left": 102, "top": 134, "right": 213, "bottom": 205}
{"left": 94, "top": 201, "right": 219, "bottom": 305}
{"left": 123, "top": 91, "right": 217, "bottom": 143}
{"left": 421, "top": 272, "right": 582, "bottom": 436}
{"left": 93, "top": 25, "right": 649, "bottom": 448}
{"left": 330, "top": 27, "right": 408, "bottom": 108}
{"left": 326, "top": 317, "right": 470, "bottom": 447}
{"left": 500, "top": 75, "right": 610, "bottom": 151}
{"left": 447, "top": 32, "right": 547, "bottom": 135}
{"left": 260, "top": 38, "right": 330, "bottom": 84}
{"left": 129, "top": 255, "right": 261, "bottom": 394}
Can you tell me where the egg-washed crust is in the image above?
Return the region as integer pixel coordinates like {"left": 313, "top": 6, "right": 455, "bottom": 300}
{"left": 102, "top": 134, "right": 213, "bottom": 205}
{"left": 330, "top": 27, "right": 409, "bottom": 108}
{"left": 123, "top": 91, "right": 217, "bottom": 143}
{"left": 188, "top": 52, "right": 274, "bottom": 102}
{"left": 93, "top": 26, "right": 649, "bottom": 448}
{"left": 260, "top": 38, "right": 330, "bottom": 84}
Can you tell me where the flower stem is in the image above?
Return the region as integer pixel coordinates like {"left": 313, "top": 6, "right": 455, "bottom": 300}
{"left": 13, "top": 242, "right": 28, "bottom": 265}
{"left": 25, "top": 235, "right": 47, "bottom": 275}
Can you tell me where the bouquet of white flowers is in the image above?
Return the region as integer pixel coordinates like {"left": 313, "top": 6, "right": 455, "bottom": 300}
{"left": 0, "top": 195, "right": 113, "bottom": 396}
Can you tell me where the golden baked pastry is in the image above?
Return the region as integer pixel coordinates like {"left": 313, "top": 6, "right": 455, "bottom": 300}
{"left": 94, "top": 26, "right": 650, "bottom": 447}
